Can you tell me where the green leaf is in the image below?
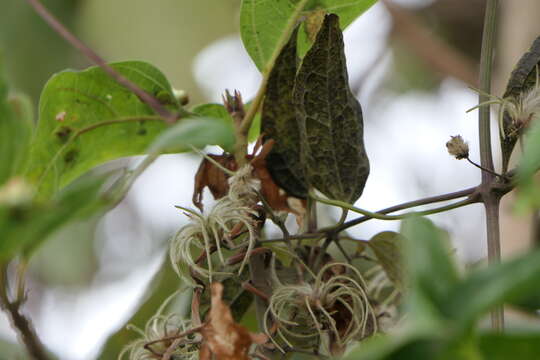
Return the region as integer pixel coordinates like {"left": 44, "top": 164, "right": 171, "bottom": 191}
{"left": 294, "top": 14, "right": 369, "bottom": 203}
{"left": 148, "top": 117, "right": 235, "bottom": 154}
{"left": 501, "top": 35, "right": 540, "bottom": 172}
{"left": 342, "top": 334, "right": 445, "bottom": 360}
{"left": 367, "top": 231, "right": 404, "bottom": 289}
{"left": 26, "top": 61, "right": 178, "bottom": 198}
{"left": 445, "top": 248, "right": 540, "bottom": 329}
{"left": 515, "top": 121, "right": 540, "bottom": 211}
{"left": 261, "top": 26, "right": 308, "bottom": 198}
{"left": 0, "top": 63, "right": 33, "bottom": 185}
{"left": 240, "top": 0, "right": 378, "bottom": 72}
{"left": 0, "top": 173, "right": 109, "bottom": 260}
{"left": 400, "top": 217, "right": 459, "bottom": 330}
{"left": 478, "top": 333, "right": 540, "bottom": 360}
{"left": 191, "top": 102, "right": 260, "bottom": 151}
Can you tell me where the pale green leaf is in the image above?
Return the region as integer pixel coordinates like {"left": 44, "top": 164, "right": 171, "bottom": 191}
{"left": 26, "top": 61, "right": 178, "bottom": 198}
{"left": 240, "top": 0, "right": 378, "bottom": 71}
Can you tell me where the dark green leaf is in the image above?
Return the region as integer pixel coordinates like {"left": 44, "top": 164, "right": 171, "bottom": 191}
{"left": 478, "top": 333, "right": 540, "bottom": 360}
{"left": 501, "top": 35, "right": 540, "bottom": 172}
{"left": 445, "top": 248, "right": 540, "bottom": 328}
{"left": 342, "top": 334, "right": 445, "bottom": 360}
{"left": 294, "top": 14, "right": 369, "bottom": 203}
{"left": 262, "top": 27, "right": 308, "bottom": 198}
{"left": 26, "top": 61, "right": 178, "bottom": 198}
{"left": 367, "top": 231, "right": 404, "bottom": 289}
{"left": 240, "top": 0, "right": 378, "bottom": 71}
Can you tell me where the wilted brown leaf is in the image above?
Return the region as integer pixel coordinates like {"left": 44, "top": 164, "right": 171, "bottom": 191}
{"left": 199, "top": 282, "right": 267, "bottom": 360}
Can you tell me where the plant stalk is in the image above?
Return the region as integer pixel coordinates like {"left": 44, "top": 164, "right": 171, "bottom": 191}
{"left": 478, "top": 0, "right": 503, "bottom": 330}
{"left": 0, "top": 265, "right": 50, "bottom": 360}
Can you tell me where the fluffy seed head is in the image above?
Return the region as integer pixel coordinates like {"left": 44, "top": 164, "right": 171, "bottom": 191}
{"left": 446, "top": 135, "right": 469, "bottom": 160}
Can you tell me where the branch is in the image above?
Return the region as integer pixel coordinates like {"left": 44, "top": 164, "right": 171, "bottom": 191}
{"left": 261, "top": 186, "right": 479, "bottom": 243}
{"left": 310, "top": 192, "right": 477, "bottom": 222}
{"left": 0, "top": 266, "right": 50, "bottom": 360}
{"left": 335, "top": 186, "right": 479, "bottom": 232}
{"left": 26, "top": 0, "right": 180, "bottom": 124}
{"left": 478, "top": 0, "right": 503, "bottom": 330}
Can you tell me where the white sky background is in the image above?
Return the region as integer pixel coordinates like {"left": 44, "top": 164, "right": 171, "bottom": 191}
{"left": 3, "top": 0, "right": 501, "bottom": 358}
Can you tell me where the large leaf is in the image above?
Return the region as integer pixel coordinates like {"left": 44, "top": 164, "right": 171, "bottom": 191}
{"left": 445, "top": 248, "right": 540, "bottom": 329}
{"left": 26, "top": 61, "right": 178, "bottom": 198}
{"left": 294, "top": 14, "right": 369, "bottom": 203}
{"left": 261, "top": 26, "right": 308, "bottom": 198}
{"left": 367, "top": 231, "right": 404, "bottom": 289}
{"left": 501, "top": 35, "right": 540, "bottom": 172}
{"left": 0, "top": 63, "right": 33, "bottom": 185}
{"left": 240, "top": 0, "right": 378, "bottom": 72}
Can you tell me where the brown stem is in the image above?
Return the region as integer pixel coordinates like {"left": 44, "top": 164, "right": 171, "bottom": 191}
{"left": 26, "top": 0, "right": 179, "bottom": 123}
{"left": 0, "top": 266, "right": 50, "bottom": 360}
{"left": 478, "top": 0, "right": 503, "bottom": 330}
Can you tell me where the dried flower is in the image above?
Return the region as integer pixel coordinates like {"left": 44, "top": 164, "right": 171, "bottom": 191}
{"left": 171, "top": 165, "right": 261, "bottom": 282}
{"left": 265, "top": 263, "right": 377, "bottom": 356}
{"left": 446, "top": 135, "right": 469, "bottom": 160}
{"left": 119, "top": 292, "right": 199, "bottom": 360}
{"left": 468, "top": 68, "right": 540, "bottom": 139}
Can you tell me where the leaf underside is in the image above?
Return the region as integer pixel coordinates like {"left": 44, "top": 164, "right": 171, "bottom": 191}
{"left": 294, "top": 14, "right": 369, "bottom": 203}
{"left": 501, "top": 35, "right": 540, "bottom": 172}
{"left": 262, "top": 26, "right": 308, "bottom": 198}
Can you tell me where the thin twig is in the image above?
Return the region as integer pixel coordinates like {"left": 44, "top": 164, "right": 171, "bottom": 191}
{"left": 311, "top": 193, "right": 477, "bottom": 222}
{"left": 466, "top": 157, "right": 503, "bottom": 178}
{"left": 26, "top": 0, "right": 180, "bottom": 123}
{"left": 0, "top": 266, "right": 50, "bottom": 360}
{"left": 242, "top": 281, "right": 270, "bottom": 302}
{"left": 336, "top": 186, "right": 479, "bottom": 233}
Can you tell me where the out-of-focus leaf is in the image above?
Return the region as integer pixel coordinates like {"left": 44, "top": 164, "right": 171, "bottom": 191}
{"left": 240, "top": 0, "right": 378, "bottom": 71}
{"left": 0, "top": 63, "right": 32, "bottom": 185}
{"left": 367, "top": 231, "right": 404, "bottom": 289}
{"left": 400, "top": 217, "right": 459, "bottom": 330}
{"left": 294, "top": 14, "right": 369, "bottom": 203}
{"left": 26, "top": 61, "right": 178, "bottom": 198}
{"left": 501, "top": 35, "right": 540, "bottom": 172}
{"left": 516, "top": 121, "right": 540, "bottom": 212}
{"left": 192, "top": 102, "right": 260, "bottom": 150}
{"left": 445, "top": 248, "right": 540, "bottom": 329}
{"left": 478, "top": 333, "right": 540, "bottom": 360}
{"left": 261, "top": 26, "right": 307, "bottom": 198}
{"left": 0, "top": 173, "right": 109, "bottom": 260}
{"left": 342, "top": 334, "right": 444, "bottom": 360}
{"left": 147, "top": 117, "right": 234, "bottom": 154}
